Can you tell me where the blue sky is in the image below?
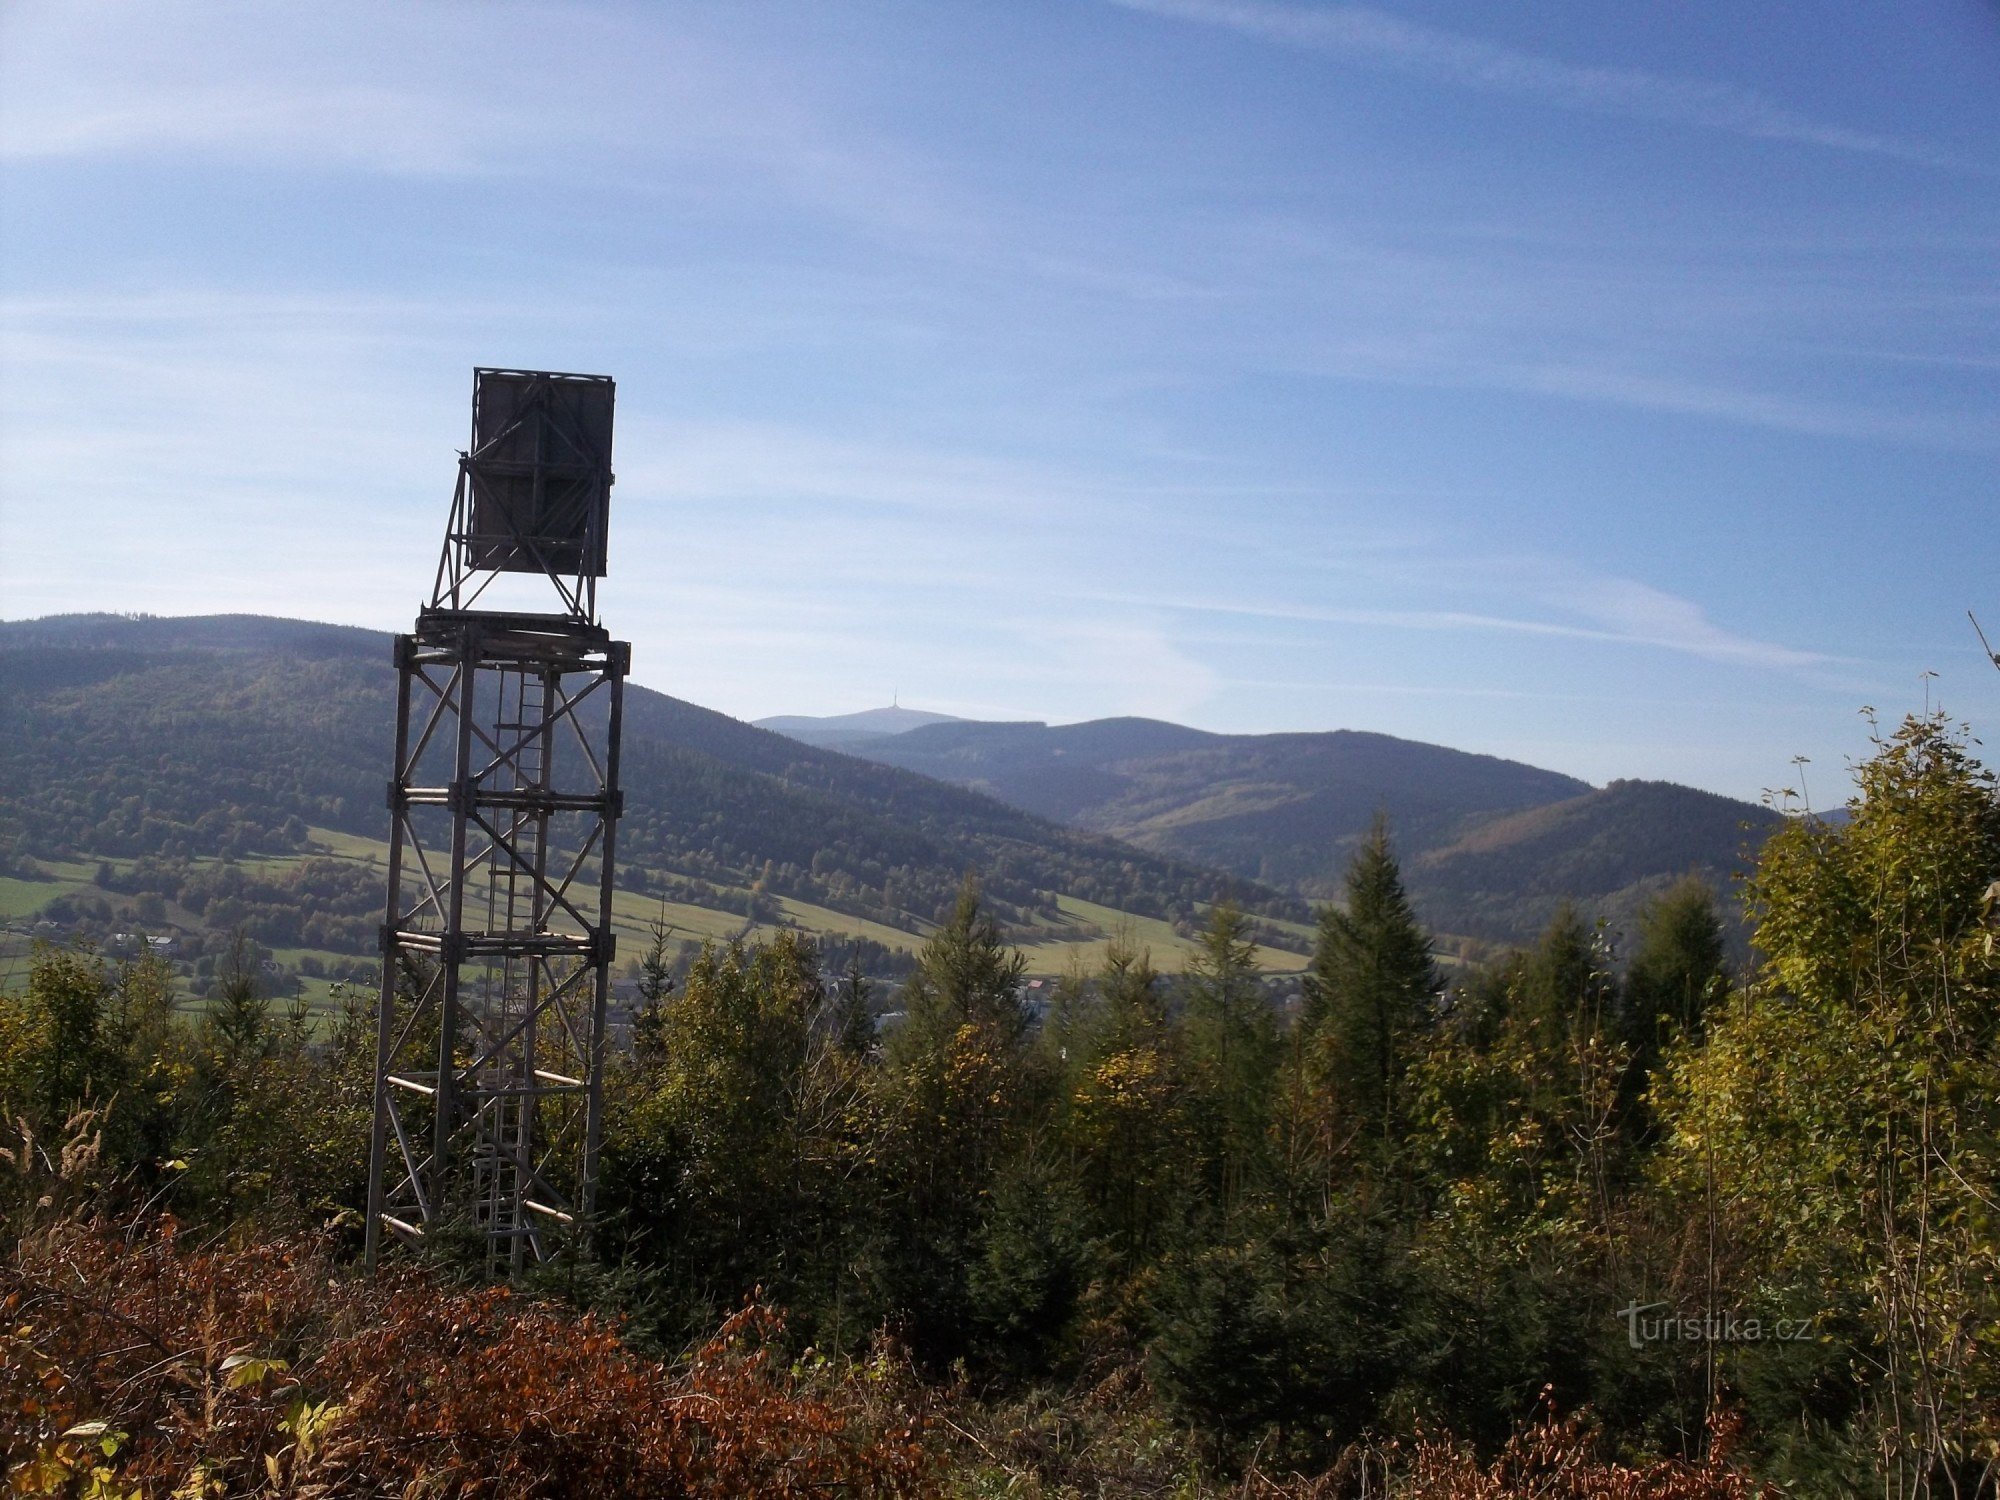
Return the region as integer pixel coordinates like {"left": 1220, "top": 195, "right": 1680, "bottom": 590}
{"left": 3, "top": 0, "right": 1997, "bottom": 803}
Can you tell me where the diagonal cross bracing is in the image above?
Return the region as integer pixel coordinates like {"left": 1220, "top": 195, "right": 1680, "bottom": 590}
{"left": 367, "top": 612, "right": 627, "bottom": 1274}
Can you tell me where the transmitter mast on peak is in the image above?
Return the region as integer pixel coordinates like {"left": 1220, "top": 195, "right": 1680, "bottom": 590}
{"left": 366, "top": 369, "right": 628, "bottom": 1271}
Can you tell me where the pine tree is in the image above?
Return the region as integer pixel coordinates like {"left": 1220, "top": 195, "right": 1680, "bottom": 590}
{"left": 1512, "top": 902, "right": 1615, "bottom": 1066}
{"left": 24, "top": 943, "right": 114, "bottom": 1125}
{"left": 1302, "top": 816, "right": 1439, "bottom": 1155}
{"left": 1619, "top": 877, "right": 1728, "bottom": 1066}
{"left": 632, "top": 905, "right": 677, "bottom": 1064}
{"left": 832, "top": 955, "right": 875, "bottom": 1057}
{"left": 875, "top": 877, "right": 1031, "bottom": 1363}
{"left": 1100, "top": 930, "right": 1165, "bottom": 1041}
{"left": 886, "top": 875, "right": 1027, "bottom": 1068}
{"left": 209, "top": 929, "right": 269, "bottom": 1064}
{"left": 1181, "top": 902, "right": 1277, "bottom": 1218}
{"left": 1064, "top": 934, "right": 1184, "bottom": 1263}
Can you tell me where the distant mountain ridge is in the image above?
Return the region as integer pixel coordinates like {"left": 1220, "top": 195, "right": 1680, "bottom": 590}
{"left": 753, "top": 705, "right": 965, "bottom": 747}
{"left": 762, "top": 710, "right": 1781, "bottom": 944}
{"left": 810, "top": 716, "right": 1591, "bottom": 887}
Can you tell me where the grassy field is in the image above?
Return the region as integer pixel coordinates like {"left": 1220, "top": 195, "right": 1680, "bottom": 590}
{"left": 1, "top": 827, "right": 1321, "bottom": 998}
{"left": 1021, "top": 895, "right": 1310, "bottom": 976}
{"left": 0, "top": 857, "right": 100, "bottom": 919}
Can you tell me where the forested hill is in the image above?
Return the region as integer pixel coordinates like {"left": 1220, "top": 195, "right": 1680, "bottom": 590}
{"left": 0, "top": 614, "right": 1297, "bottom": 939}
{"left": 1409, "top": 778, "right": 1783, "bottom": 944}
{"left": 832, "top": 716, "right": 1584, "bottom": 881}
{"left": 1, "top": 613, "right": 1784, "bottom": 951}
{"left": 781, "top": 713, "right": 1783, "bottom": 943}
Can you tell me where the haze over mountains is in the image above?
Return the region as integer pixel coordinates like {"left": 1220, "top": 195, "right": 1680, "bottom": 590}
{"left": 761, "top": 707, "right": 1784, "bottom": 944}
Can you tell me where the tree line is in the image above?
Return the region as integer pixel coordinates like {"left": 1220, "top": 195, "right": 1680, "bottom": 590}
{"left": 3, "top": 711, "right": 1996, "bottom": 1495}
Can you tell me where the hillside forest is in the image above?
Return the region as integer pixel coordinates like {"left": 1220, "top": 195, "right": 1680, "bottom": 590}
{"left": 0, "top": 616, "right": 1789, "bottom": 1020}
{"left": 0, "top": 617, "right": 1330, "bottom": 988}
{"left": 4, "top": 709, "right": 1997, "bottom": 1495}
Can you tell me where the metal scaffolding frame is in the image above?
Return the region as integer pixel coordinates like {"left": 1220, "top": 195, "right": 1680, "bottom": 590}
{"left": 366, "top": 370, "right": 627, "bottom": 1271}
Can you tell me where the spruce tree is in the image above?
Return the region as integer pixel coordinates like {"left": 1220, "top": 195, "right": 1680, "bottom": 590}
{"left": 832, "top": 955, "right": 875, "bottom": 1057}
{"left": 1181, "top": 902, "right": 1277, "bottom": 1218}
{"left": 1620, "top": 877, "right": 1728, "bottom": 1065}
{"left": 887, "top": 875, "right": 1027, "bottom": 1068}
{"left": 631, "top": 905, "right": 677, "bottom": 1064}
{"left": 1511, "top": 902, "right": 1614, "bottom": 1063}
{"left": 26, "top": 943, "right": 113, "bottom": 1125}
{"left": 1064, "top": 934, "right": 1182, "bottom": 1263}
{"left": 209, "top": 929, "right": 269, "bottom": 1064}
{"left": 876, "top": 877, "right": 1031, "bottom": 1363}
{"left": 1303, "top": 816, "right": 1439, "bottom": 1154}
{"left": 1098, "top": 931, "right": 1165, "bottom": 1048}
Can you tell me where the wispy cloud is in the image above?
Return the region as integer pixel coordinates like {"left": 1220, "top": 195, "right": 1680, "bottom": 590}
{"left": 1294, "top": 341, "right": 2000, "bottom": 451}
{"left": 0, "top": 82, "right": 520, "bottom": 175}
{"left": 1532, "top": 573, "right": 1828, "bottom": 669}
{"left": 1092, "top": 569, "right": 1830, "bottom": 671}
{"left": 1112, "top": 0, "right": 1967, "bottom": 170}
{"left": 1120, "top": 212, "right": 2000, "bottom": 450}
{"left": 0, "top": 0, "right": 532, "bottom": 176}
{"left": 0, "top": 1, "right": 972, "bottom": 253}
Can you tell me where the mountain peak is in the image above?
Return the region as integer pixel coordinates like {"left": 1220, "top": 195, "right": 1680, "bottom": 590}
{"left": 754, "top": 705, "right": 966, "bottom": 747}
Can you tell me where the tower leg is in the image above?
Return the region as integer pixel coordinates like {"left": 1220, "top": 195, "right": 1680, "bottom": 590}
{"left": 365, "top": 634, "right": 417, "bottom": 1270}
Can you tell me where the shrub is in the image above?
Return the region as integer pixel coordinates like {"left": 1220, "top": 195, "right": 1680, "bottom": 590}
{"left": 3, "top": 1217, "right": 937, "bottom": 1497}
